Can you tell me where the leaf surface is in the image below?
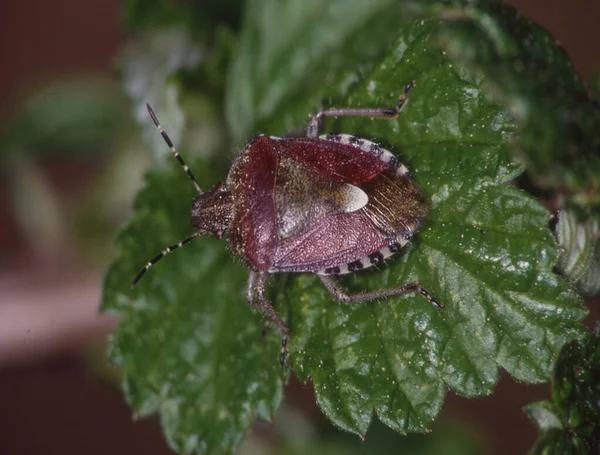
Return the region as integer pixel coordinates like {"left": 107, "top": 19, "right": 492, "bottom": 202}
{"left": 103, "top": 5, "right": 588, "bottom": 454}
{"left": 270, "top": 20, "right": 585, "bottom": 436}
{"left": 226, "top": 0, "right": 417, "bottom": 142}
{"left": 430, "top": 3, "right": 600, "bottom": 218}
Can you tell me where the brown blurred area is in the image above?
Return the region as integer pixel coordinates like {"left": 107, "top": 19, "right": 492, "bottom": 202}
{"left": 0, "top": 1, "right": 598, "bottom": 454}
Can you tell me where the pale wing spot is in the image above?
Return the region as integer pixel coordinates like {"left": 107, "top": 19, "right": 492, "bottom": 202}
{"left": 276, "top": 157, "right": 369, "bottom": 239}
{"left": 339, "top": 184, "right": 368, "bottom": 212}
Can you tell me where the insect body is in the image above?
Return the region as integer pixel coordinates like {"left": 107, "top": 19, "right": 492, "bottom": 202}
{"left": 133, "top": 81, "right": 439, "bottom": 365}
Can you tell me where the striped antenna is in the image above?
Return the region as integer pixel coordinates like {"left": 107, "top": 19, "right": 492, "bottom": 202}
{"left": 147, "top": 103, "right": 202, "bottom": 194}
{"left": 131, "top": 232, "right": 203, "bottom": 288}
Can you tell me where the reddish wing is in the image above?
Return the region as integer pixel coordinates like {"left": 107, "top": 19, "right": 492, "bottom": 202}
{"left": 277, "top": 137, "right": 389, "bottom": 185}
{"left": 271, "top": 136, "right": 391, "bottom": 271}
{"left": 271, "top": 211, "right": 389, "bottom": 272}
{"left": 227, "top": 135, "right": 392, "bottom": 272}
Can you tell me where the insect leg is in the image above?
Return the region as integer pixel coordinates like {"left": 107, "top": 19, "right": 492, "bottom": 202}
{"left": 252, "top": 271, "right": 289, "bottom": 366}
{"left": 247, "top": 272, "right": 273, "bottom": 336}
{"left": 318, "top": 274, "right": 441, "bottom": 308}
{"left": 147, "top": 104, "right": 203, "bottom": 194}
{"left": 306, "top": 80, "right": 416, "bottom": 138}
{"left": 246, "top": 270, "right": 259, "bottom": 308}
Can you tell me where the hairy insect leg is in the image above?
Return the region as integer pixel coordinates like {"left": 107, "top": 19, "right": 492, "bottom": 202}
{"left": 246, "top": 270, "right": 259, "bottom": 308}
{"left": 246, "top": 272, "right": 274, "bottom": 337}
{"left": 247, "top": 271, "right": 289, "bottom": 366}
{"left": 306, "top": 80, "right": 416, "bottom": 138}
{"left": 318, "top": 274, "right": 441, "bottom": 308}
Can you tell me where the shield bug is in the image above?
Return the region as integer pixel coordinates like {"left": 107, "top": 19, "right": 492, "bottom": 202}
{"left": 132, "top": 81, "right": 439, "bottom": 365}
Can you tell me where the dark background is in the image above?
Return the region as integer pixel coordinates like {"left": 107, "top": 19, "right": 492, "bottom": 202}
{"left": 0, "top": 1, "right": 598, "bottom": 454}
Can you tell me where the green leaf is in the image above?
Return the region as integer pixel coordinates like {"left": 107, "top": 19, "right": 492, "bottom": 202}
{"left": 524, "top": 401, "right": 563, "bottom": 432}
{"left": 102, "top": 161, "right": 287, "bottom": 454}
{"left": 119, "top": 26, "right": 234, "bottom": 165}
{"left": 104, "top": 5, "right": 588, "bottom": 454}
{"left": 526, "top": 333, "right": 600, "bottom": 454}
{"left": 555, "top": 209, "right": 600, "bottom": 297}
{"left": 267, "top": 410, "right": 484, "bottom": 455}
{"left": 276, "top": 19, "right": 586, "bottom": 437}
{"left": 120, "top": 29, "right": 203, "bottom": 161}
{"left": 1, "top": 78, "right": 126, "bottom": 156}
{"left": 552, "top": 333, "right": 600, "bottom": 442}
{"left": 430, "top": 3, "right": 600, "bottom": 217}
{"left": 122, "top": 0, "right": 243, "bottom": 35}
{"left": 589, "top": 69, "right": 600, "bottom": 100}
{"left": 226, "top": 0, "right": 419, "bottom": 143}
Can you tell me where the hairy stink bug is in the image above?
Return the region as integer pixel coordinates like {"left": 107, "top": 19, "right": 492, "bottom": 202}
{"left": 133, "top": 81, "right": 438, "bottom": 365}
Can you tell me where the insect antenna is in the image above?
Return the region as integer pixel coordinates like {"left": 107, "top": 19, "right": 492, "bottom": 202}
{"left": 146, "top": 103, "right": 202, "bottom": 194}
{"left": 131, "top": 232, "right": 204, "bottom": 288}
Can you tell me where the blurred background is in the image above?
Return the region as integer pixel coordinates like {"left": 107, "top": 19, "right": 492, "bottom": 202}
{"left": 0, "top": 1, "right": 598, "bottom": 454}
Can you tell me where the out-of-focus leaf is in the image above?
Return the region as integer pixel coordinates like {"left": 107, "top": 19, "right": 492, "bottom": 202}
{"left": 123, "top": 0, "right": 243, "bottom": 35}
{"left": 526, "top": 332, "right": 600, "bottom": 454}
{"left": 1, "top": 78, "right": 125, "bottom": 156}
{"left": 524, "top": 401, "right": 563, "bottom": 432}
{"left": 249, "top": 408, "right": 483, "bottom": 455}
{"left": 589, "top": 69, "right": 600, "bottom": 99}
{"left": 4, "top": 155, "right": 65, "bottom": 254}
{"left": 120, "top": 29, "right": 203, "bottom": 161}
{"left": 555, "top": 209, "right": 600, "bottom": 296}
{"left": 430, "top": 3, "right": 600, "bottom": 217}
{"left": 120, "top": 27, "right": 233, "bottom": 167}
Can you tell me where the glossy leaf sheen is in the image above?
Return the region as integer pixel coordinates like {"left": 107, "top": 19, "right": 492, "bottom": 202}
{"left": 103, "top": 11, "right": 587, "bottom": 455}
{"left": 280, "top": 21, "right": 585, "bottom": 436}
